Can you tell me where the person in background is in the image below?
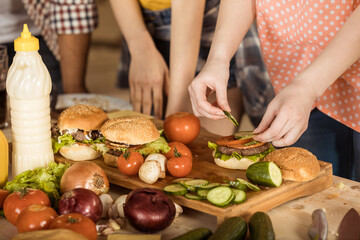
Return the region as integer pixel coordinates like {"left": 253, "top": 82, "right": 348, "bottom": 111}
{"left": 188, "top": 1, "right": 360, "bottom": 181}
{"left": 1, "top": 0, "right": 98, "bottom": 95}
{"left": 110, "top": 0, "right": 274, "bottom": 136}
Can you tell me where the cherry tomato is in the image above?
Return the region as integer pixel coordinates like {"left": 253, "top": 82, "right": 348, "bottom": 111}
{"left": 16, "top": 205, "right": 57, "bottom": 233}
{"left": 3, "top": 188, "right": 51, "bottom": 225}
{"left": 164, "top": 142, "right": 193, "bottom": 160}
{"left": 167, "top": 155, "right": 193, "bottom": 178}
{"left": 49, "top": 213, "right": 97, "bottom": 240}
{"left": 117, "top": 150, "right": 144, "bottom": 175}
{"left": 164, "top": 112, "right": 200, "bottom": 144}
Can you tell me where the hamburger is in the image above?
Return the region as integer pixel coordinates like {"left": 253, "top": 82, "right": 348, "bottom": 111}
{"left": 263, "top": 147, "right": 320, "bottom": 181}
{"left": 99, "top": 116, "right": 170, "bottom": 167}
{"left": 52, "top": 104, "right": 109, "bottom": 161}
{"left": 208, "top": 132, "right": 275, "bottom": 170}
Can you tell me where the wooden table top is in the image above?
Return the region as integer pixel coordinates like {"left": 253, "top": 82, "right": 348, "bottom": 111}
{"left": 1, "top": 175, "right": 359, "bottom": 240}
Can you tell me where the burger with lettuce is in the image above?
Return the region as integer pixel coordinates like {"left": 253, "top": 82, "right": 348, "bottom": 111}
{"left": 99, "top": 115, "right": 170, "bottom": 167}
{"left": 208, "top": 132, "right": 275, "bottom": 170}
{"left": 52, "top": 104, "right": 109, "bottom": 161}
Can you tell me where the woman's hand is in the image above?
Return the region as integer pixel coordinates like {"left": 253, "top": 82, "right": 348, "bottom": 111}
{"left": 188, "top": 59, "right": 231, "bottom": 119}
{"left": 129, "top": 43, "right": 169, "bottom": 119}
{"left": 253, "top": 80, "right": 317, "bottom": 147}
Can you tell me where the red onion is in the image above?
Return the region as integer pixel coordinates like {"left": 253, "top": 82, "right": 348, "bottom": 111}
{"left": 58, "top": 188, "right": 103, "bottom": 223}
{"left": 124, "top": 188, "right": 176, "bottom": 232}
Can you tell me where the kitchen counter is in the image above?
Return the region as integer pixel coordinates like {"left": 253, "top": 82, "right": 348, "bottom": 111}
{"left": 1, "top": 127, "right": 359, "bottom": 240}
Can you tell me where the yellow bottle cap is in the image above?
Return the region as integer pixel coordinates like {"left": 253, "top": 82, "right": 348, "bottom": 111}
{"left": 14, "top": 24, "right": 39, "bottom": 52}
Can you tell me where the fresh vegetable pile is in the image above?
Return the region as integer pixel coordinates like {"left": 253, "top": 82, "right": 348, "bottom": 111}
{"left": 4, "top": 162, "right": 70, "bottom": 206}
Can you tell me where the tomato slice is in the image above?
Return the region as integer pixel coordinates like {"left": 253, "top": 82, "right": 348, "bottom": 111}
{"left": 215, "top": 135, "right": 266, "bottom": 149}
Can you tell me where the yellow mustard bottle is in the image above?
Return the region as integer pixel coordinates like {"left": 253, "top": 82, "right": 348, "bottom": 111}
{"left": 0, "top": 129, "right": 8, "bottom": 188}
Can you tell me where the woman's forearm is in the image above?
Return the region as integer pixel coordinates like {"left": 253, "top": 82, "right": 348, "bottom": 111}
{"left": 167, "top": 0, "right": 206, "bottom": 114}
{"left": 109, "top": 0, "right": 155, "bottom": 54}
{"left": 207, "top": 0, "right": 256, "bottom": 63}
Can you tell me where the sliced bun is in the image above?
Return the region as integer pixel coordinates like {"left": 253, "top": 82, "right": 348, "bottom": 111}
{"left": 59, "top": 144, "right": 101, "bottom": 161}
{"left": 58, "top": 104, "right": 109, "bottom": 131}
{"left": 103, "top": 152, "right": 118, "bottom": 167}
{"left": 213, "top": 151, "right": 258, "bottom": 170}
{"left": 263, "top": 147, "right": 320, "bottom": 182}
{"left": 100, "top": 116, "right": 160, "bottom": 145}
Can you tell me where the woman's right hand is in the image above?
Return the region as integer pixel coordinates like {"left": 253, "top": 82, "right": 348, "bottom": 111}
{"left": 128, "top": 40, "right": 169, "bottom": 119}
{"left": 188, "top": 59, "right": 231, "bottom": 120}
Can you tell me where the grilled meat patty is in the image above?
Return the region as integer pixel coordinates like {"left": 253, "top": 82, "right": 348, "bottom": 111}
{"left": 217, "top": 142, "right": 271, "bottom": 156}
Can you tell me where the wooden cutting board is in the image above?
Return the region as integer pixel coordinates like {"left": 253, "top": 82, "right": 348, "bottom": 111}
{"left": 55, "top": 126, "right": 333, "bottom": 224}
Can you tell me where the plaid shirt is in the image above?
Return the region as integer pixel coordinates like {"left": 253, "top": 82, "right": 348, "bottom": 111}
{"left": 22, "top": 0, "right": 98, "bottom": 60}
{"left": 117, "top": 0, "right": 274, "bottom": 126}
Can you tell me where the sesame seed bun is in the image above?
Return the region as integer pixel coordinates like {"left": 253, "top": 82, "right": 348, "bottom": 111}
{"left": 100, "top": 116, "right": 160, "bottom": 145}
{"left": 263, "top": 147, "right": 320, "bottom": 181}
{"left": 58, "top": 104, "right": 109, "bottom": 131}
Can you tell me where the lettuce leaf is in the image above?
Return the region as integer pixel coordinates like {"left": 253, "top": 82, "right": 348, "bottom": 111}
{"left": 137, "top": 137, "right": 171, "bottom": 156}
{"left": 4, "top": 162, "right": 70, "bottom": 207}
{"left": 52, "top": 134, "right": 106, "bottom": 153}
{"left": 208, "top": 141, "right": 275, "bottom": 162}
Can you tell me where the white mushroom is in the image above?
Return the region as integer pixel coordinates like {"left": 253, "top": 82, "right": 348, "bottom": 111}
{"left": 138, "top": 160, "right": 161, "bottom": 184}
{"left": 145, "top": 153, "right": 167, "bottom": 178}
{"left": 174, "top": 202, "right": 183, "bottom": 218}
{"left": 115, "top": 194, "right": 128, "bottom": 218}
{"left": 99, "top": 194, "right": 114, "bottom": 218}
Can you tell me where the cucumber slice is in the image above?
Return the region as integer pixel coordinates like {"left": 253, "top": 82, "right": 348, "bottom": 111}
{"left": 197, "top": 189, "right": 210, "bottom": 199}
{"left": 185, "top": 192, "right": 203, "bottom": 200}
{"left": 236, "top": 178, "right": 261, "bottom": 191}
{"left": 184, "top": 179, "right": 209, "bottom": 187}
{"left": 228, "top": 180, "right": 248, "bottom": 192}
{"left": 207, "top": 186, "right": 234, "bottom": 207}
{"left": 246, "top": 162, "right": 282, "bottom": 187}
{"left": 232, "top": 189, "right": 246, "bottom": 204}
{"left": 163, "top": 184, "right": 188, "bottom": 196}
{"left": 198, "top": 182, "right": 221, "bottom": 190}
{"left": 223, "top": 110, "right": 239, "bottom": 126}
{"left": 234, "top": 131, "right": 254, "bottom": 140}
{"left": 172, "top": 177, "right": 194, "bottom": 184}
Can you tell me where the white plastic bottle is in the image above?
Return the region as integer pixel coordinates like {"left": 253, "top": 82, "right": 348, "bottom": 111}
{"left": 6, "top": 24, "right": 54, "bottom": 177}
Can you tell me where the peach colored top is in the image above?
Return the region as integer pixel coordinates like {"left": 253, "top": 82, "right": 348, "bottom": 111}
{"left": 256, "top": 0, "right": 360, "bottom": 132}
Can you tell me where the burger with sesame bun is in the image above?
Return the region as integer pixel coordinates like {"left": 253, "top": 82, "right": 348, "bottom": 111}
{"left": 208, "top": 132, "right": 275, "bottom": 170}
{"left": 99, "top": 116, "right": 171, "bottom": 167}
{"left": 52, "top": 104, "right": 109, "bottom": 161}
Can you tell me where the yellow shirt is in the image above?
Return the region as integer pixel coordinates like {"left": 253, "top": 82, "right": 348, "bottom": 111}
{"left": 138, "top": 0, "right": 171, "bottom": 11}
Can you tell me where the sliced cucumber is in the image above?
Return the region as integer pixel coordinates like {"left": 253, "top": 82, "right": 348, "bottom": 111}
{"left": 246, "top": 161, "right": 282, "bottom": 187}
{"left": 164, "top": 184, "right": 188, "bottom": 196}
{"left": 236, "top": 178, "right": 261, "bottom": 191}
{"left": 184, "top": 179, "right": 209, "bottom": 188}
{"left": 198, "top": 182, "right": 221, "bottom": 190}
{"left": 197, "top": 189, "right": 210, "bottom": 199}
{"left": 234, "top": 131, "right": 254, "bottom": 140}
{"left": 232, "top": 189, "right": 246, "bottom": 204}
{"left": 228, "top": 180, "right": 248, "bottom": 192}
{"left": 207, "top": 186, "right": 234, "bottom": 207}
{"left": 185, "top": 192, "right": 203, "bottom": 200}
{"left": 172, "top": 177, "right": 194, "bottom": 184}
{"left": 223, "top": 110, "right": 239, "bottom": 126}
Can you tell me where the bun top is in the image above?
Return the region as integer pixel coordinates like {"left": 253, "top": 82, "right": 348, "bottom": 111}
{"left": 58, "top": 104, "right": 109, "bottom": 131}
{"left": 100, "top": 115, "right": 160, "bottom": 145}
{"left": 263, "top": 147, "right": 320, "bottom": 182}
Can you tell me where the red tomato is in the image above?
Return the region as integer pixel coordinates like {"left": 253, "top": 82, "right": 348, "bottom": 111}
{"left": 49, "top": 213, "right": 97, "bottom": 240}
{"left": 167, "top": 155, "right": 193, "bottom": 178}
{"left": 164, "top": 112, "right": 201, "bottom": 144}
{"left": 164, "top": 142, "right": 193, "bottom": 160}
{"left": 117, "top": 151, "right": 144, "bottom": 175}
{"left": 3, "top": 188, "right": 51, "bottom": 225}
{"left": 16, "top": 205, "right": 57, "bottom": 233}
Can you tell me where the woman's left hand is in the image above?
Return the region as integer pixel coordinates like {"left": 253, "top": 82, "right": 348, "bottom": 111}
{"left": 253, "top": 80, "right": 317, "bottom": 147}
